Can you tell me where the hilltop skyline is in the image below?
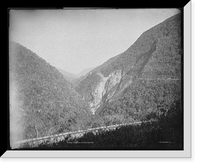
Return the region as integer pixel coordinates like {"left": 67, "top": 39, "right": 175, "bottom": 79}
{"left": 10, "top": 9, "right": 180, "bottom": 74}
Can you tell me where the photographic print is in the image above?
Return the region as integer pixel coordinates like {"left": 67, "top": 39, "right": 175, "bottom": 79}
{"left": 5, "top": 4, "right": 191, "bottom": 157}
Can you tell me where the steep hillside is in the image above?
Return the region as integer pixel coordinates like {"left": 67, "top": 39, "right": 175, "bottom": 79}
{"left": 75, "top": 13, "right": 182, "bottom": 125}
{"left": 9, "top": 42, "right": 92, "bottom": 146}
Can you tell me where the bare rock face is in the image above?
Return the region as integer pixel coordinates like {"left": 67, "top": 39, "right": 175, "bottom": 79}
{"left": 88, "top": 70, "right": 122, "bottom": 114}
{"left": 75, "top": 13, "right": 182, "bottom": 121}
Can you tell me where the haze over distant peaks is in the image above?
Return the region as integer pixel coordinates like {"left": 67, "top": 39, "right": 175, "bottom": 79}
{"left": 57, "top": 67, "right": 95, "bottom": 83}
{"left": 76, "top": 67, "right": 95, "bottom": 77}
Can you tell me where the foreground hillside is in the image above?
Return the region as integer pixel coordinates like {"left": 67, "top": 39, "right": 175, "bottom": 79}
{"left": 9, "top": 42, "right": 92, "bottom": 147}
{"left": 75, "top": 13, "right": 182, "bottom": 126}
{"left": 20, "top": 99, "right": 182, "bottom": 150}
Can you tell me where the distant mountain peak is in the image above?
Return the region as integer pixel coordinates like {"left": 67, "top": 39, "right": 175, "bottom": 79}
{"left": 76, "top": 67, "right": 95, "bottom": 77}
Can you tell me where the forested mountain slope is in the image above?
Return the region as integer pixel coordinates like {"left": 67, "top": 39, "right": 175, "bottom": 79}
{"left": 9, "top": 42, "right": 92, "bottom": 146}
{"left": 75, "top": 13, "right": 182, "bottom": 125}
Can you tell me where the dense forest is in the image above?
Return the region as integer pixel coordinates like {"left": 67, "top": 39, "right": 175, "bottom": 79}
{"left": 20, "top": 98, "right": 182, "bottom": 150}
{"left": 9, "top": 42, "right": 92, "bottom": 147}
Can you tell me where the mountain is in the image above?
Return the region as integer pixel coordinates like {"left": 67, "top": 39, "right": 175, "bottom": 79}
{"left": 57, "top": 67, "right": 94, "bottom": 83}
{"left": 75, "top": 13, "right": 182, "bottom": 126}
{"left": 77, "top": 67, "right": 94, "bottom": 78}
{"left": 9, "top": 42, "right": 92, "bottom": 147}
{"left": 57, "top": 68, "right": 77, "bottom": 82}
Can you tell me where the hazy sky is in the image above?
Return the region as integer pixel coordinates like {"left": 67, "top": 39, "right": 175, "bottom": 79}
{"left": 10, "top": 9, "right": 180, "bottom": 74}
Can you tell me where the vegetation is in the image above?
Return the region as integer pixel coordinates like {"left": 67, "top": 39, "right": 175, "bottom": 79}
{"left": 20, "top": 98, "right": 182, "bottom": 150}
{"left": 75, "top": 13, "right": 182, "bottom": 128}
{"left": 10, "top": 13, "right": 183, "bottom": 150}
{"left": 99, "top": 79, "right": 181, "bottom": 124}
{"left": 10, "top": 42, "right": 92, "bottom": 143}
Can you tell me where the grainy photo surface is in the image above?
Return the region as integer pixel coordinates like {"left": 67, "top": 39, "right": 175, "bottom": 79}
{"left": 9, "top": 9, "right": 183, "bottom": 150}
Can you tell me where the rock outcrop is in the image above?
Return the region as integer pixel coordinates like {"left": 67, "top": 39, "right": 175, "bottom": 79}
{"left": 75, "top": 13, "right": 182, "bottom": 122}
